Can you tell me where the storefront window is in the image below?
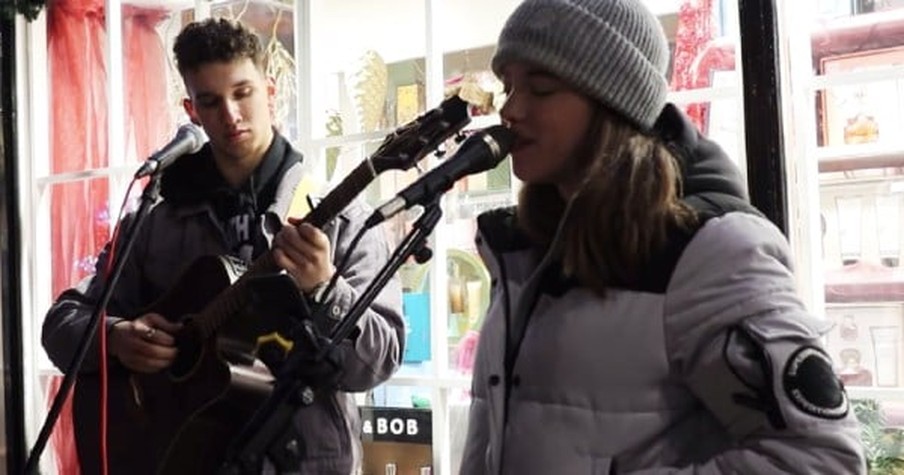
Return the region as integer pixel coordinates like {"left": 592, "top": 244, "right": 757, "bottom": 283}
{"left": 18, "top": 1, "right": 753, "bottom": 473}
{"left": 785, "top": 1, "right": 904, "bottom": 470}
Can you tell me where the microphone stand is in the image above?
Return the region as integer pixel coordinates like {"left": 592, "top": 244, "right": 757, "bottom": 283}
{"left": 218, "top": 200, "right": 443, "bottom": 475}
{"left": 24, "top": 170, "right": 164, "bottom": 474}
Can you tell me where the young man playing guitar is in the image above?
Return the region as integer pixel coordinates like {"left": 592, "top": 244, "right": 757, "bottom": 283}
{"left": 42, "top": 18, "right": 407, "bottom": 474}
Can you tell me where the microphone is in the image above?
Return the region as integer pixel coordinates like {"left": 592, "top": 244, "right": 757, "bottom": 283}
{"left": 366, "top": 125, "right": 515, "bottom": 228}
{"left": 134, "top": 123, "right": 207, "bottom": 178}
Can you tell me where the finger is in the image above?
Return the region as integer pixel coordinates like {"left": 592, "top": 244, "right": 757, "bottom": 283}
{"left": 287, "top": 216, "right": 303, "bottom": 226}
{"left": 128, "top": 356, "right": 173, "bottom": 374}
{"left": 276, "top": 239, "right": 319, "bottom": 271}
{"left": 144, "top": 352, "right": 178, "bottom": 370}
{"left": 274, "top": 240, "right": 305, "bottom": 263}
{"left": 134, "top": 342, "right": 179, "bottom": 364}
{"left": 274, "top": 227, "right": 313, "bottom": 260}
{"left": 272, "top": 225, "right": 295, "bottom": 248}
{"left": 143, "top": 328, "right": 177, "bottom": 347}
{"left": 130, "top": 354, "right": 172, "bottom": 372}
{"left": 296, "top": 224, "right": 329, "bottom": 251}
{"left": 130, "top": 321, "right": 167, "bottom": 346}
{"left": 144, "top": 313, "right": 182, "bottom": 334}
{"left": 274, "top": 250, "right": 312, "bottom": 282}
{"left": 272, "top": 248, "right": 298, "bottom": 273}
{"left": 272, "top": 251, "right": 311, "bottom": 291}
{"left": 118, "top": 344, "right": 177, "bottom": 373}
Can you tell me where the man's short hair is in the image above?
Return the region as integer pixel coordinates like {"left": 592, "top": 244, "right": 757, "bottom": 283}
{"left": 173, "top": 18, "right": 265, "bottom": 74}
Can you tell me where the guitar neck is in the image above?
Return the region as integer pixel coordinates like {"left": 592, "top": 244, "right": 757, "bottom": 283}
{"left": 192, "top": 159, "right": 379, "bottom": 339}
{"left": 305, "top": 159, "right": 377, "bottom": 228}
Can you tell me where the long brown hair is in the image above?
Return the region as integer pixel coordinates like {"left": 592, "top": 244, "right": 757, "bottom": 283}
{"left": 518, "top": 107, "right": 697, "bottom": 296}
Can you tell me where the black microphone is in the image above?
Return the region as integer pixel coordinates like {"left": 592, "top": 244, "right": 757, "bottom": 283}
{"left": 134, "top": 123, "right": 207, "bottom": 179}
{"left": 366, "top": 125, "right": 515, "bottom": 228}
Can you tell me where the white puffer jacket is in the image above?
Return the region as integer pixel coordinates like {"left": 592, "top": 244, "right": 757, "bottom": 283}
{"left": 460, "top": 105, "right": 865, "bottom": 474}
{"left": 461, "top": 210, "right": 864, "bottom": 474}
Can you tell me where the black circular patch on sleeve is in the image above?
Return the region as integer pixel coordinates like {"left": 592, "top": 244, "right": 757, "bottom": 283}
{"left": 783, "top": 346, "right": 849, "bottom": 419}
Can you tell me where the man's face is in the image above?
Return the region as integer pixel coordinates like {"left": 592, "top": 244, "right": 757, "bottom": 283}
{"left": 181, "top": 58, "right": 275, "bottom": 168}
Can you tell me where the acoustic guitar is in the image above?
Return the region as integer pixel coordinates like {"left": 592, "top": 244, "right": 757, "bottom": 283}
{"left": 72, "top": 95, "right": 471, "bottom": 474}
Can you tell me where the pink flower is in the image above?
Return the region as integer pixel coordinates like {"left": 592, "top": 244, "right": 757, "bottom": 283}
{"left": 455, "top": 330, "right": 481, "bottom": 373}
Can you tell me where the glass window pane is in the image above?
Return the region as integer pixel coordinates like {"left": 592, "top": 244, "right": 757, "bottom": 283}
{"left": 46, "top": 178, "right": 112, "bottom": 297}
{"left": 786, "top": 2, "right": 904, "bottom": 468}
{"left": 153, "top": 2, "right": 298, "bottom": 141}
{"left": 669, "top": 0, "right": 745, "bottom": 176}
{"left": 309, "top": 0, "right": 427, "bottom": 139}
{"left": 211, "top": 1, "right": 298, "bottom": 139}
{"left": 438, "top": 1, "right": 519, "bottom": 381}
{"left": 121, "top": 2, "right": 182, "bottom": 165}
{"left": 441, "top": 1, "right": 521, "bottom": 129}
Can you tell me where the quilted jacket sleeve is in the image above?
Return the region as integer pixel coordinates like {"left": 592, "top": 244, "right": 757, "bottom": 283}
{"left": 648, "top": 212, "right": 866, "bottom": 474}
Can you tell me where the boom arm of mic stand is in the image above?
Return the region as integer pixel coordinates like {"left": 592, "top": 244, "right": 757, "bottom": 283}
{"left": 218, "top": 202, "right": 444, "bottom": 475}
{"left": 24, "top": 174, "right": 164, "bottom": 474}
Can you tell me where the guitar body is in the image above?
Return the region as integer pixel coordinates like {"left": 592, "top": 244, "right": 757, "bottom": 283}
{"left": 73, "top": 256, "right": 273, "bottom": 475}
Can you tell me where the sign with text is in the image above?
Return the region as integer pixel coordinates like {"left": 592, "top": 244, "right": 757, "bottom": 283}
{"left": 360, "top": 407, "right": 432, "bottom": 445}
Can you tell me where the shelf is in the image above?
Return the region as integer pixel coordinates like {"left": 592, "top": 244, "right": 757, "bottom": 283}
{"left": 848, "top": 386, "right": 904, "bottom": 402}
{"left": 812, "top": 8, "right": 904, "bottom": 60}
{"left": 816, "top": 143, "right": 904, "bottom": 172}
{"left": 811, "top": 64, "right": 904, "bottom": 91}
{"left": 449, "top": 187, "right": 515, "bottom": 213}
{"left": 385, "top": 373, "right": 471, "bottom": 390}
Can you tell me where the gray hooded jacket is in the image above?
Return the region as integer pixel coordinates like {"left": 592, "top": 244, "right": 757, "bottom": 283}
{"left": 42, "top": 133, "right": 404, "bottom": 474}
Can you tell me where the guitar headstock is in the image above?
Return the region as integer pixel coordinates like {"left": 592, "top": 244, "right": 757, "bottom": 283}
{"left": 370, "top": 95, "right": 471, "bottom": 173}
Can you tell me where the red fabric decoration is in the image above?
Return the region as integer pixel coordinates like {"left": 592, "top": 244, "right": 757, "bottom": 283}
{"left": 48, "top": 0, "right": 109, "bottom": 298}
{"left": 123, "top": 6, "right": 173, "bottom": 161}
{"left": 45, "top": 2, "right": 173, "bottom": 473}
{"left": 47, "top": 1, "right": 108, "bottom": 472}
{"left": 670, "top": 0, "right": 716, "bottom": 131}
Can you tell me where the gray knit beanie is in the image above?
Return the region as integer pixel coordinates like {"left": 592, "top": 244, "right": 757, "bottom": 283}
{"left": 492, "top": 0, "right": 670, "bottom": 130}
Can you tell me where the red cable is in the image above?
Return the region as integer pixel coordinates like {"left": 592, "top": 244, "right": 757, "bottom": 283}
{"left": 98, "top": 179, "right": 136, "bottom": 475}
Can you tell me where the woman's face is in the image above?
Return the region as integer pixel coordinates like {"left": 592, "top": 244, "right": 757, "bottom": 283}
{"left": 500, "top": 61, "right": 595, "bottom": 195}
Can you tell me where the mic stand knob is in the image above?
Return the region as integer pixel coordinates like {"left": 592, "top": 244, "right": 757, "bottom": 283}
{"left": 414, "top": 246, "right": 433, "bottom": 264}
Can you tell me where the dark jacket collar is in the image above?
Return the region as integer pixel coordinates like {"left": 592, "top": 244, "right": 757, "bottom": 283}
{"left": 653, "top": 103, "right": 748, "bottom": 200}
{"left": 159, "top": 130, "right": 303, "bottom": 210}
{"left": 479, "top": 103, "right": 759, "bottom": 249}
